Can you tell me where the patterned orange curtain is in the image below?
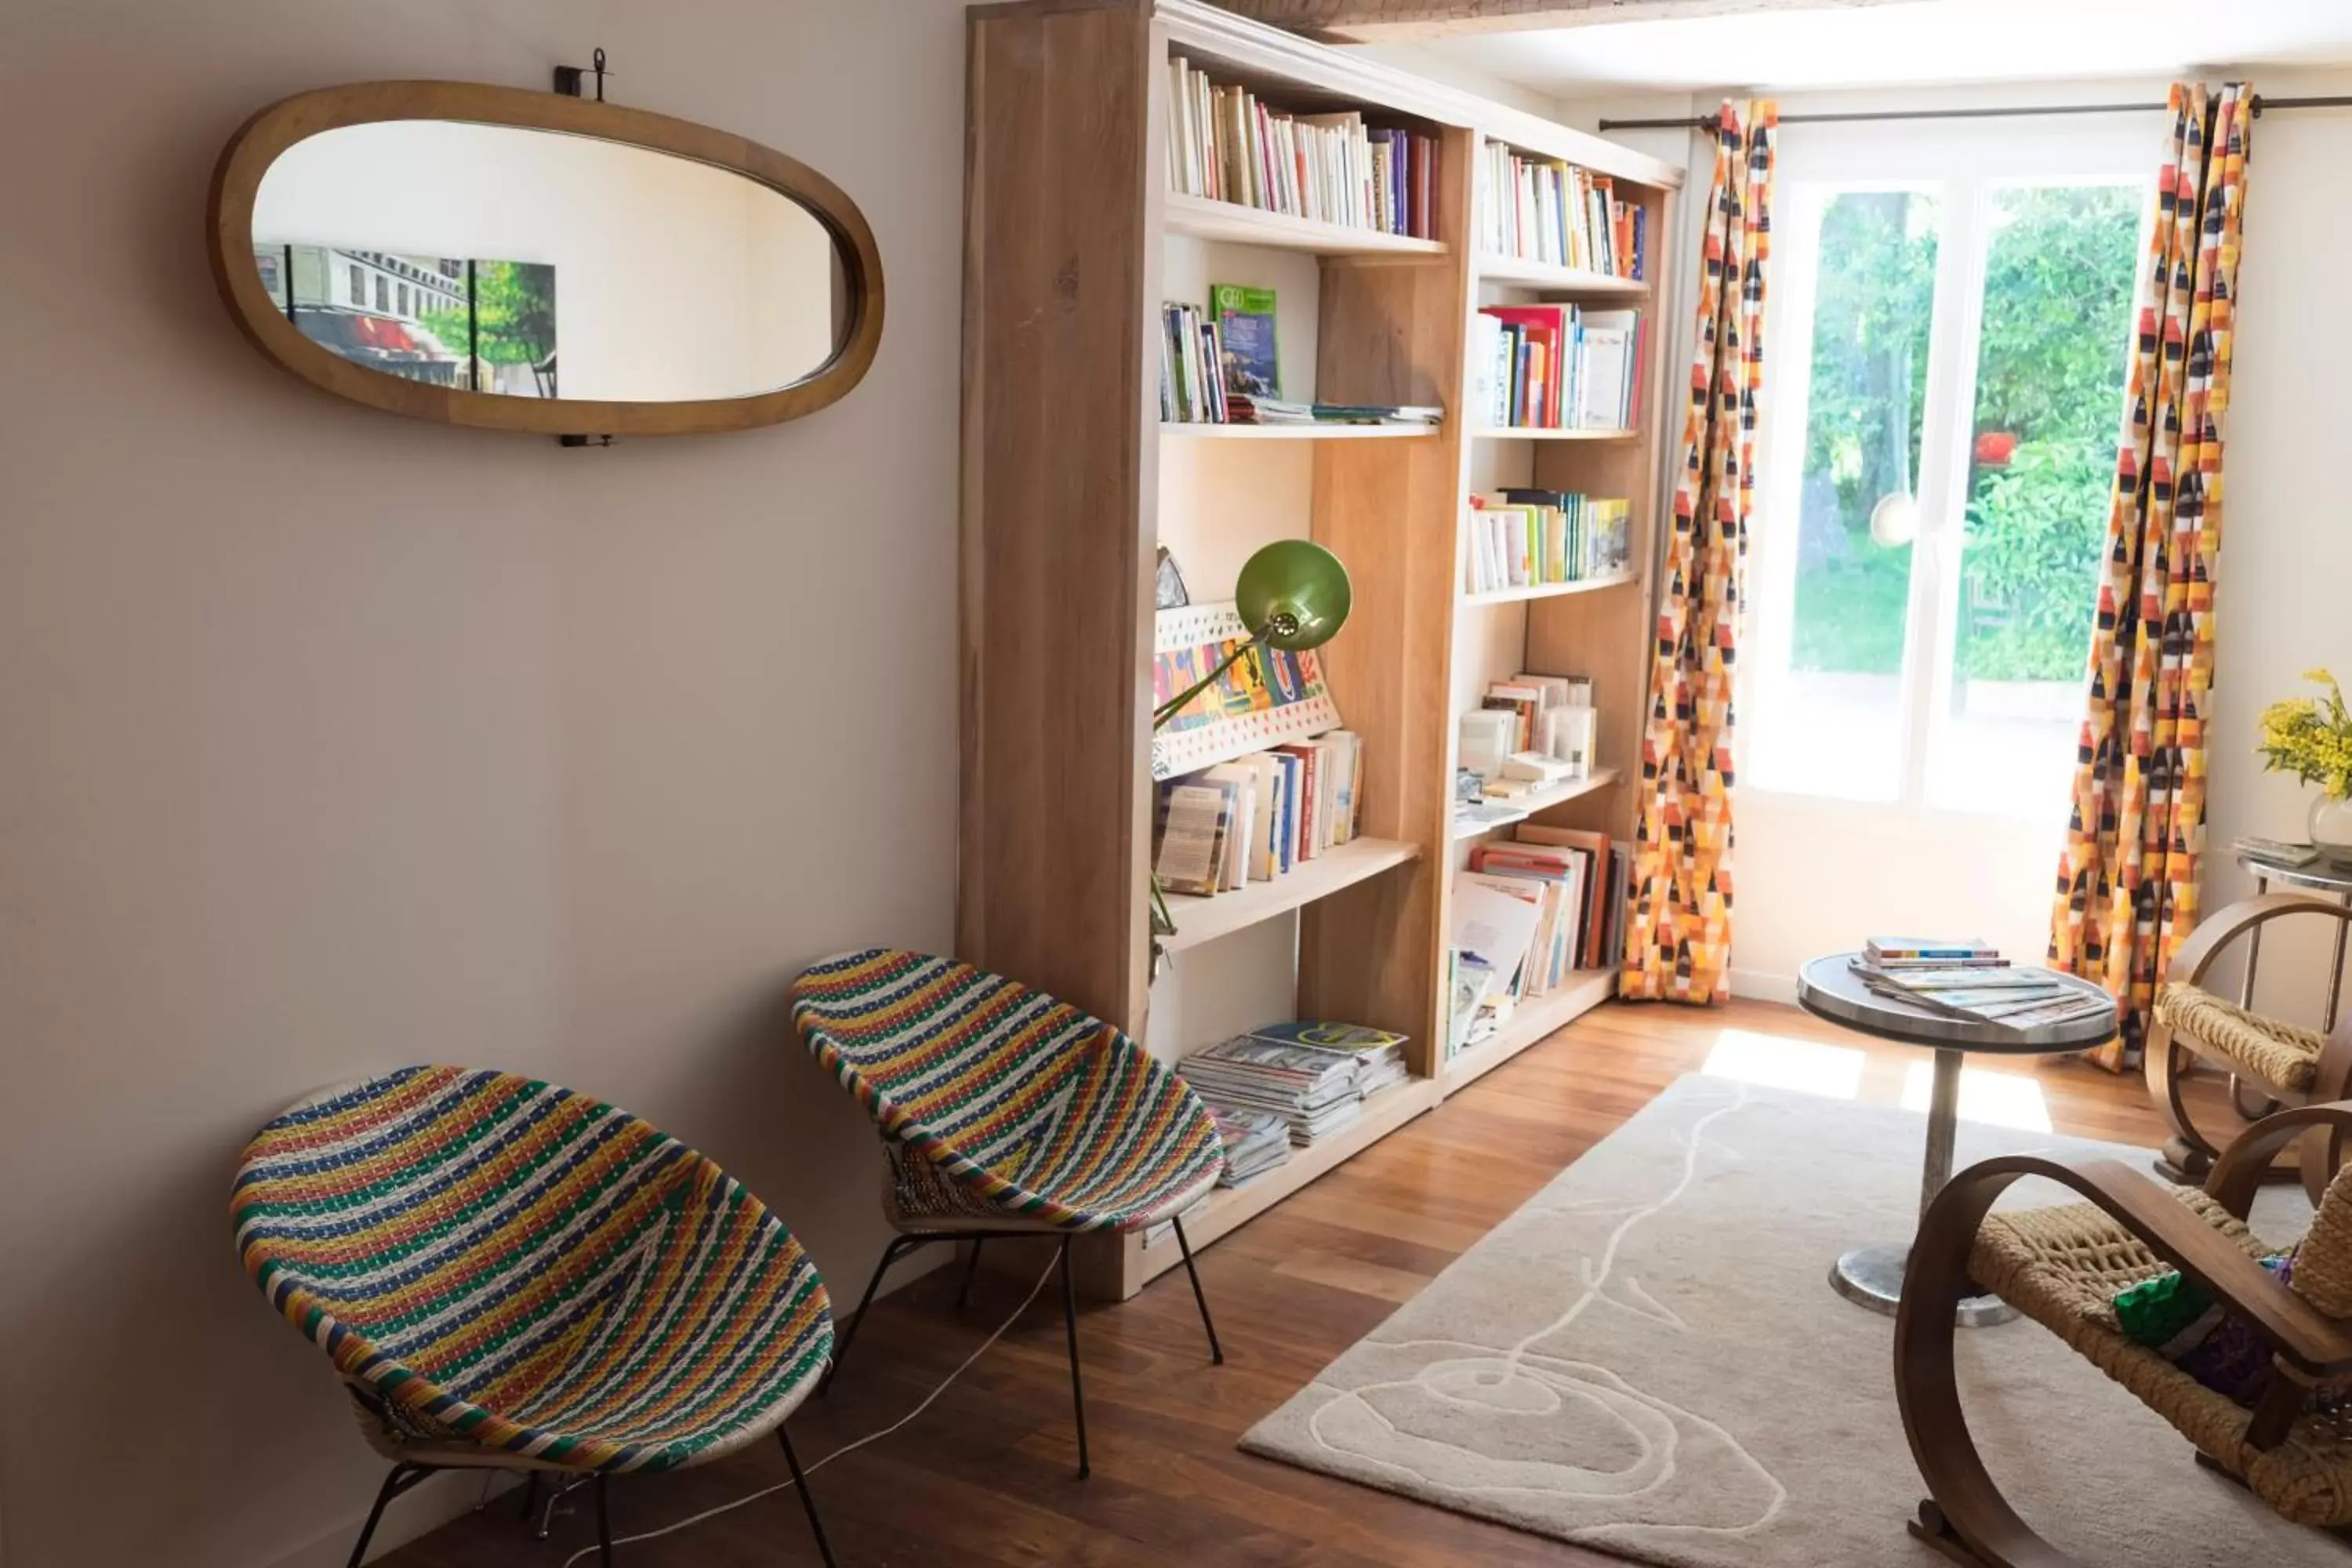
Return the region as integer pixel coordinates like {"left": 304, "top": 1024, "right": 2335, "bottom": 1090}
{"left": 1622, "top": 101, "right": 1777, "bottom": 1005}
{"left": 2053, "top": 83, "right": 2253, "bottom": 1069}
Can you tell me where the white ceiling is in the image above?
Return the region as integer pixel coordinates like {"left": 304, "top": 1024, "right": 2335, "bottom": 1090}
{"left": 1420, "top": 0, "right": 2352, "bottom": 97}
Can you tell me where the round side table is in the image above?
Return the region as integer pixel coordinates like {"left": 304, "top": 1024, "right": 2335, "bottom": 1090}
{"left": 1796, "top": 953, "right": 2119, "bottom": 1327}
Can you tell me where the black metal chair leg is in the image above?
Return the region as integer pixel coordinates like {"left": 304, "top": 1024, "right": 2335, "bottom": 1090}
{"left": 1059, "top": 1235, "right": 1091, "bottom": 1479}
{"left": 956, "top": 1237, "right": 986, "bottom": 1309}
{"left": 515, "top": 1471, "right": 539, "bottom": 1523}
{"left": 1171, "top": 1216, "right": 1224, "bottom": 1365}
{"left": 593, "top": 1473, "right": 615, "bottom": 1567}
{"left": 778, "top": 1426, "right": 840, "bottom": 1567}
{"left": 345, "top": 1464, "right": 425, "bottom": 1568}
{"left": 822, "top": 1234, "right": 918, "bottom": 1397}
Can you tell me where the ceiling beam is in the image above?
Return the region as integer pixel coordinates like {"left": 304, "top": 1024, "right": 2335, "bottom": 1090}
{"left": 1210, "top": 0, "right": 1922, "bottom": 43}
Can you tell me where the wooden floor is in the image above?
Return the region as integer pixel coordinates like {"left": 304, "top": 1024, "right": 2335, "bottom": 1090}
{"left": 377, "top": 998, "right": 2222, "bottom": 1568}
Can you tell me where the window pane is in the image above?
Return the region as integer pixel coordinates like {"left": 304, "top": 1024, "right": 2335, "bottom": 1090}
{"left": 1932, "top": 183, "right": 2140, "bottom": 815}
{"left": 1751, "top": 188, "right": 1941, "bottom": 800}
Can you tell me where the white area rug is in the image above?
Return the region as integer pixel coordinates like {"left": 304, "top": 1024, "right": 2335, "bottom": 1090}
{"left": 1240, "top": 1075, "right": 2344, "bottom": 1567}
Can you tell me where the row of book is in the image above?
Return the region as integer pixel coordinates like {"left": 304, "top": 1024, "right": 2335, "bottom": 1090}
{"left": 1160, "top": 299, "right": 1232, "bottom": 424}
{"left": 1447, "top": 832, "right": 1629, "bottom": 1053}
{"left": 1178, "top": 1021, "right": 1410, "bottom": 1153}
{"left": 1470, "top": 305, "right": 1646, "bottom": 432}
{"left": 1464, "top": 673, "right": 1595, "bottom": 776}
{"left": 1463, "top": 491, "right": 1633, "bottom": 595}
{"left": 1165, "top": 54, "right": 1441, "bottom": 240}
{"left": 1152, "top": 731, "right": 1366, "bottom": 898}
{"left": 1475, "top": 142, "right": 1646, "bottom": 279}
{"left": 1852, "top": 938, "right": 2114, "bottom": 1032}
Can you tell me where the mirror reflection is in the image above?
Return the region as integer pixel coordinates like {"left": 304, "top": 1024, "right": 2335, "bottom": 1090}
{"left": 249, "top": 120, "right": 848, "bottom": 402}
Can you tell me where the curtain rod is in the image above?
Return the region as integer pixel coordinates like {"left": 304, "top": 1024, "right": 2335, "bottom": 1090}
{"left": 1596, "top": 94, "right": 2352, "bottom": 132}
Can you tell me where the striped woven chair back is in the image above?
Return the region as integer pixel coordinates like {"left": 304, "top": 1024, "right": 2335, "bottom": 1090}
{"left": 793, "top": 949, "right": 1224, "bottom": 1231}
{"left": 232, "top": 1066, "right": 832, "bottom": 1473}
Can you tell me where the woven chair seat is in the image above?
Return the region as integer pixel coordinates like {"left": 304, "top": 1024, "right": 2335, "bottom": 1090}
{"left": 793, "top": 949, "right": 1225, "bottom": 1233}
{"left": 234, "top": 1067, "right": 832, "bottom": 1474}
{"left": 2157, "top": 982, "right": 2328, "bottom": 1092}
{"left": 1970, "top": 1189, "right": 2352, "bottom": 1525}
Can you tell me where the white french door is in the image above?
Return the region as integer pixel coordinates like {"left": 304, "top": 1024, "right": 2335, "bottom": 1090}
{"left": 1733, "top": 116, "right": 2153, "bottom": 991}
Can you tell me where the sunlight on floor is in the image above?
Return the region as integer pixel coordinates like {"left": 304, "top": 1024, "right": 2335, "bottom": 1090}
{"left": 1900, "top": 1058, "right": 2053, "bottom": 1133}
{"left": 1701, "top": 1029, "right": 1866, "bottom": 1098}
{"left": 1700, "top": 1029, "right": 2056, "bottom": 1132}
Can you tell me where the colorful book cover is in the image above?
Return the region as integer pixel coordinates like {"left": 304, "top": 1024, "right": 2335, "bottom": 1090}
{"left": 1152, "top": 602, "right": 1341, "bottom": 780}
{"left": 1247, "top": 1020, "right": 1408, "bottom": 1054}
{"left": 1211, "top": 283, "right": 1280, "bottom": 400}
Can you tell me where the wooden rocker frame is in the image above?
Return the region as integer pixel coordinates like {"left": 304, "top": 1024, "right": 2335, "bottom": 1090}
{"left": 2146, "top": 893, "right": 2352, "bottom": 1196}
{"left": 1894, "top": 1102, "right": 2352, "bottom": 1567}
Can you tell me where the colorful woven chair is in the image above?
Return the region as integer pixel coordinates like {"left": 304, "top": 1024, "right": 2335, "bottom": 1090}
{"left": 2144, "top": 892, "right": 2352, "bottom": 1190}
{"left": 1896, "top": 1102, "right": 2352, "bottom": 1565}
{"left": 790, "top": 948, "right": 1227, "bottom": 1479}
{"left": 232, "top": 1066, "right": 839, "bottom": 1566}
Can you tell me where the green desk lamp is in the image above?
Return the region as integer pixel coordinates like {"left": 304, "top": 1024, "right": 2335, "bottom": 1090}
{"left": 1150, "top": 539, "right": 1353, "bottom": 947}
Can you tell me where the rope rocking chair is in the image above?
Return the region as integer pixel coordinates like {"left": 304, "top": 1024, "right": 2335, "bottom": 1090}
{"left": 791, "top": 948, "right": 1229, "bottom": 1480}
{"left": 1894, "top": 1102, "right": 2352, "bottom": 1566}
{"left": 233, "top": 1067, "right": 840, "bottom": 1567}
{"left": 2145, "top": 892, "right": 2352, "bottom": 1191}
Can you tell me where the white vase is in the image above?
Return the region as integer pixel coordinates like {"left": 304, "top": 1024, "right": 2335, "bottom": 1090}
{"left": 2310, "top": 795, "right": 2352, "bottom": 867}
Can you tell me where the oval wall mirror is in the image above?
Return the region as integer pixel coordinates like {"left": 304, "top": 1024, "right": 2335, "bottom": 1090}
{"left": 209, "top": 82, "right": 884, "bottom": 437}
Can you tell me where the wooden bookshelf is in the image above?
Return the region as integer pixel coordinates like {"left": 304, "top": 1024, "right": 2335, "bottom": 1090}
{"left": 1461, "top": 572, "right": 1636, "bottom": 608}
{"left": 1160, "top": 423, "right": 1438, "bottom": 441}
{"left": 1160, "top": 838, "right": 1419, "bottom": 953}
{"left": 1476, "top": 253, "right": 1650, "bottom": 296}
{"left": 962, "top": 0, "right": 1681, "bottom": 1300}
{"left": 1163, "top": 191, "right": 1450, "bottom": 257}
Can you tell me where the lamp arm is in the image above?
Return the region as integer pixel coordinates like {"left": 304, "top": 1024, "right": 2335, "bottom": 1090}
{"left": 1151, "top": 627, "right": 1269, "bottom": 731}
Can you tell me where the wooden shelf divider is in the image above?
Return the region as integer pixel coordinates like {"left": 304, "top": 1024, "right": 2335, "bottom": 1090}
{"left": 1476, "top": 253, "right": 1650, "bottom": 296}
{"left": 1163, "top": 191, "right": 1449, "bottom": 258}
{"left": 1160, "top": 839, "right": 1418, "bottom": 953}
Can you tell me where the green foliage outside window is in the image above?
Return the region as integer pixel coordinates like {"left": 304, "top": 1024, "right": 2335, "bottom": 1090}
{"left": 1789, "top": 183, "right": 2142, "bottom": 683}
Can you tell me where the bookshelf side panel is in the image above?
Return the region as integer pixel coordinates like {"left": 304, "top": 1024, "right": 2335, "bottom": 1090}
{"left": 1297, "top": 128, "right": 1474, "bottom": 1073}
{"left": 960, "top": 2, "right": 1157, "bottom": 1028}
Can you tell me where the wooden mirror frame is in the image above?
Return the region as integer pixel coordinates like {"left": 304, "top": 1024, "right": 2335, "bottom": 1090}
{"left": 208, "top": 81, "right": 885, "bottom": 438}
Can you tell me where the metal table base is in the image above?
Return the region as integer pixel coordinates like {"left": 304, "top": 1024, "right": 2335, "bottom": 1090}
{"left": 1829, "top": 1044, "right": 2018, "bottom": 1328}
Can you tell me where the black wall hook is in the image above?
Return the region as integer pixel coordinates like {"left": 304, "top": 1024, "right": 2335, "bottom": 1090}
{"left": 553, "top": 47, "right": 609, "bottom": 102}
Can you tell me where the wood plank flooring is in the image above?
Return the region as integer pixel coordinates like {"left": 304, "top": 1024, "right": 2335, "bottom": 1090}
{"left": 376, "top": 998, "right": 2223, "bottom": 1568}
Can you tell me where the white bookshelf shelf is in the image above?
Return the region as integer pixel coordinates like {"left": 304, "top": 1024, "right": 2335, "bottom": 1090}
{"left": 1477, "top": 253, "right": 1650, "bottom": 296}
{"left": 1450, "top": 766, "right": 1621, "bottom": 840}
{"left": 1160, "top": 423, "right": 1439, "bottom": 441}
{"left": 1164, "top": 192, "right": 1450, "bottom": 258}
{"left": 1440, "top": 966, "right": 1617, "bottom": 1092}
{"left": 1159, "top": 837, "right": 1418, "bottom": 954}
{"left": 1461, "top": 572, "right": 1638, "bottom": 608}
{"left": 1124, "top": 1074, "right": 1441, "bottom": 1287}
{"left": 1472, "top": 426, "right": 1639, "bottom": 443}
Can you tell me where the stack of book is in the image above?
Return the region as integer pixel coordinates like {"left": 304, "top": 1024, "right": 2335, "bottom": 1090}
{"left": 1165, "top": 54, "right": 1440, "bottom": 240}
{"left": 1463, "top": 491, "right": 1632, "bottom": 594}
{"left": 1470, "top": 304, "right": 1646, "bottom": 431}
{"left": 1476, "top": 141, "right": 1645, "bottom": 278}
{"left": 1851, "top": 938, "right": 2114, "bottom": 1032}
{"left": 1160, "top": 284, "right": 1445, "bottom": 430}
{"left": 1459, "top": 673, "right": 1595, "bottom": 786}
{"left": 1207, "top": 1105, "right": 1292, "bottom": 1187}
{"left": 1153, "top": 731, "right": 1366, "bottom": 899}
{"left": 1446, "top": 833, "right": 1628, "bottom": 1053}
{"left": 1178, "top": 1020, "right": 1410, "bottom": 1147}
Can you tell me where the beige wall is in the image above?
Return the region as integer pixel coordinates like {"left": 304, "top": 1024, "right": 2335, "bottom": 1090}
{"left": 1556, "top": 76, "right": 2352, "bottom": 1018}
{"left": 0, "top": 2, "right": 966, "bottom": 1564}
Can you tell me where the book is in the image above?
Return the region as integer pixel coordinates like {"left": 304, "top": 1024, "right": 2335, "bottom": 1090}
{"left": 1450, "top": 873, "right": 1548, "bottom": 1000}
{"left": 1211, "top": 283, "right": 1281, "bottom": 401}
{"left": 1476, "top": 142, "right": 1645, "bottom": 278}
{"left": 1865, "top": 937, "right": 1998, "bottom": 963}
{"left": 1154, "top": 781, "right": 1231, "bottom": 897}
{"left": 1459, "top": 709, "right": 1517, "bottom": 781}
{"left": 1515, "top": 823, "right": 1612, "bottom": 969}
{"left": 1202, "top": 762, "right": 1260, "bottom": 891}
{"left": 1167, "top": 56, "right": 1441, "bottom": 239}
{"left": 2238, "top": 836, "right": 2321, "bottom": 869}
